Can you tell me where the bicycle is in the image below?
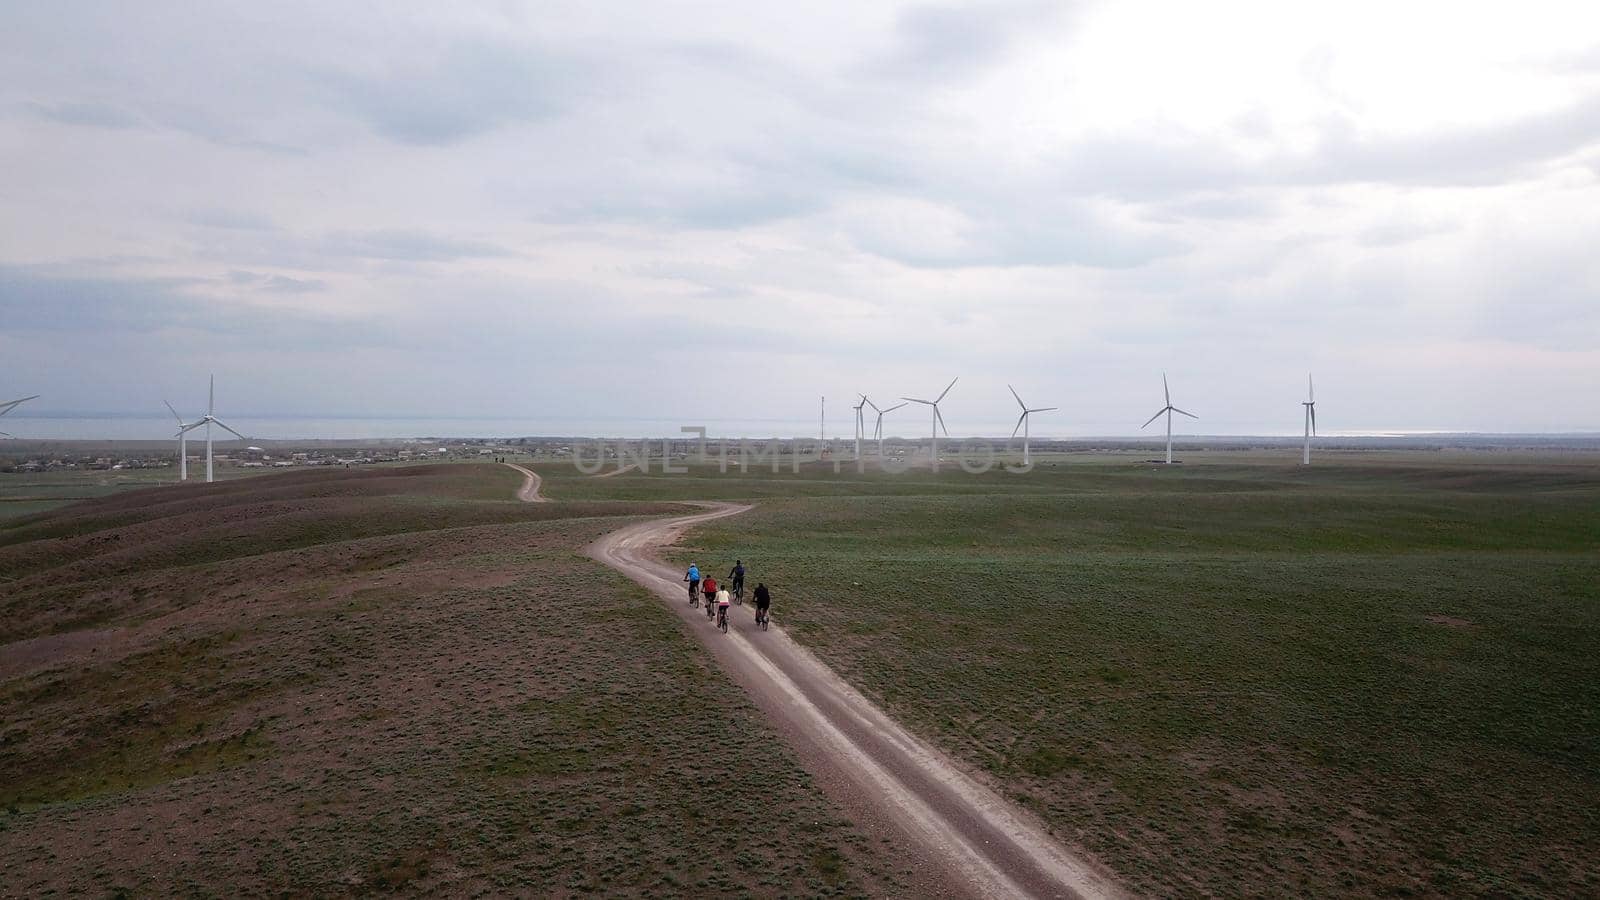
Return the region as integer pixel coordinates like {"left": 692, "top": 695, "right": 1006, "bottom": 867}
{"left": 705, "top": 594, "right": 716, "bottom": 620}
{"left": 733, "top": 581, "right": 745, "bottom": 605}
{"left": 688, "top": 581, "right": 700, "bottom": 607}
{"left": 717, "top": 605, "right": 730, "bottom": 633}
{"left": 755, "top": 607, "right": 770, "bottom": 631}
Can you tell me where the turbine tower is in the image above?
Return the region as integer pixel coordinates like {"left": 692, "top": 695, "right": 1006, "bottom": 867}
{"left": 903, "top": 377, "right": 957, "bottom": 472}
{"left": 191, "top": 375, "right": 246, "bottom": 483}
{"left": 1301, "top": 374, "right": 1317, "bottom": 465}
{"left": 0, "top": 394, "right": 39, "bottom": 438}
{"left": 164, "top": 400, "right": 201, "bottom": 481}
{"left": 1141, "top": 373, "right": 1197, "bottom": 465}
{"left": 1008, "top": 385, "right": 1057, "bottom": 467}
{"left": 868, "top": 399, "right": 907, "bottom": 458}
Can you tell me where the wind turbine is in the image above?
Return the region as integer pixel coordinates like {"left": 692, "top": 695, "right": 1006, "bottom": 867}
{"left": 1141, "top": 373, "right": 1196, "bottom": 465}
{"left": 1008, "top": 385, "right": 1057, "bottom": 467}
{"left": 852, "top": 394, "right": 869, "bottom": 459}
{"left": 1301, "top": 374, "right": 1317, "bottom": 465}
{"left": 190, "top": 375, "right": 247, "bottom": 483}
{"left": 163, "top": 400, "right": 201, "bottom": 481}
{"left": 0, "top": 394, "right": 39, "bottom": 438}
{"left": 903, "top": 377, "right": 957, "bottom": 471}
{"left": 867, "top": 398, "right": 907, "bottom": 458}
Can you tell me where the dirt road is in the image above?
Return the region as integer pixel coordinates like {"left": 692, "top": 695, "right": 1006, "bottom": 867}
{"left": 586, "top": 503, "right": 1123, "bottom": 900}
{"left": 503, "top": 463, "right": 545, "bottom": 502}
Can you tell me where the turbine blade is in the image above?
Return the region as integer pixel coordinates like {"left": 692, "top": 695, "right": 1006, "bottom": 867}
{"left": 0, "top": 395, "right": 40, "bottom": 418}
{"left": 884, "top": 402, "right": 907, "bottom": 413}
{"left": 212, "top": 419, "right": 247, "bottom": 441}
{"left": 1011, "top": 412, "right": 1027, "bottom": 438}
{"left": 1309, "top": 373, "right": 1315, "bottom": 403}
{"left": 0, "top": 431, "right": 10, "bottom": 438}
{"left": 1310, "top": 405, "right": 1317, "bottom": 435}
{"left": 1141, "top": 409, "right": 1165, "bottom": 429}
{"left": 209, "top": 374, "right": 215, "bottom": 416}
{"left": 164, "top": 400, "right": 184, "bottom": 425}
{"left": 1009, "top": 384, "right": 1025, "bottom": 410}
{"left": 1172, "top": 407, "right": 1198, "bottom": 419}
{"left": 866, "top": 397, "right": 880, "bottom": 413}
{"left": 903, "top": 397, "right": 931, "bottom": 405}
{"left": 1163, "top": 372, "right": 1170, "bottom": 407}
{"left": 1031, "top": 407, "right": 1058, "bottom": 413}
{"left": 937, "top": 377, "right": 958, "bottom": 403}
{"left": 935, "top": 406, "right": 949, "bottom": 437}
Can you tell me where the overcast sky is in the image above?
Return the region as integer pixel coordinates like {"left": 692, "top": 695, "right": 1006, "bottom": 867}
{"left": 3, "top": 0, "right": 1598, "bottom": 436}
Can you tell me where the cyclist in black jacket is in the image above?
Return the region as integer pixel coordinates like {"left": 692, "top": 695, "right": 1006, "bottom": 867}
{"left": 753, "top": 582, "right": 771, "bottom": 626}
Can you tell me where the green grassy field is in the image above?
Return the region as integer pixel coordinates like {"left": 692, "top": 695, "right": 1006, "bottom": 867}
{"left": 535, "top": 453, "right": 1600, "bottom": 897}
{"left": 0, "top": 468, "right": 266, "bottom": 521}
{"left": 0, "top": 465, "right": 906, "bottom": 896}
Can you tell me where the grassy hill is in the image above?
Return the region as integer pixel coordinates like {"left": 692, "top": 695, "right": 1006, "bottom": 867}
{"left": 549, "top": 454, "right": 1600, "bottom": 898}
{"left": 9, "top": 453, "right": 1597, "bottom": 897}
{"left": 0, "top": 464, "right": 906, "bottom": 896}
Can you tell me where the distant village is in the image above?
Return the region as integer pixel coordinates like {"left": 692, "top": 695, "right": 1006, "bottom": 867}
{"left": 0, "top": 438, "right": 589, "bottom": 475}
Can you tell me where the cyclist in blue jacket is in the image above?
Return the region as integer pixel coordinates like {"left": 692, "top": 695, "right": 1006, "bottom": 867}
{"left": 684, "top": 564, "right": 701, "bottom": 605}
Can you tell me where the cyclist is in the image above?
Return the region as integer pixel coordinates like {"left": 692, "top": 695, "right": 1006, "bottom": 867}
{"left": 728, "top": 560, "right": 746, "bottom": 602}
{"left": 702, "top": 576, "right": 718, "bottom": 618}
{"left": 753, "top": 582, "right": 771, "bottom": 628}
{"left": 715, "top": 585, "right": 733, "bottom": 632}
{"left": 684, "top": 564, "right": 701, "bottom": 606}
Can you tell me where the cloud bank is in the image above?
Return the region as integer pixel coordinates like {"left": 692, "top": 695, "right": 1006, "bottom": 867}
{"left": 1, "top": 1, "right": 1597, "bottom": 435}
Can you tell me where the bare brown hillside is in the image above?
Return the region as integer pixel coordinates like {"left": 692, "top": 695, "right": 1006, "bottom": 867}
{"left": 0, "top": 464, "right": 910, "bottom": 896}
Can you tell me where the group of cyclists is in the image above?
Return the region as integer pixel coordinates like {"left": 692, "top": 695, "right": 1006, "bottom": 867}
{"left": 683, "top": 559, "right": 771, "bottom": 633}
